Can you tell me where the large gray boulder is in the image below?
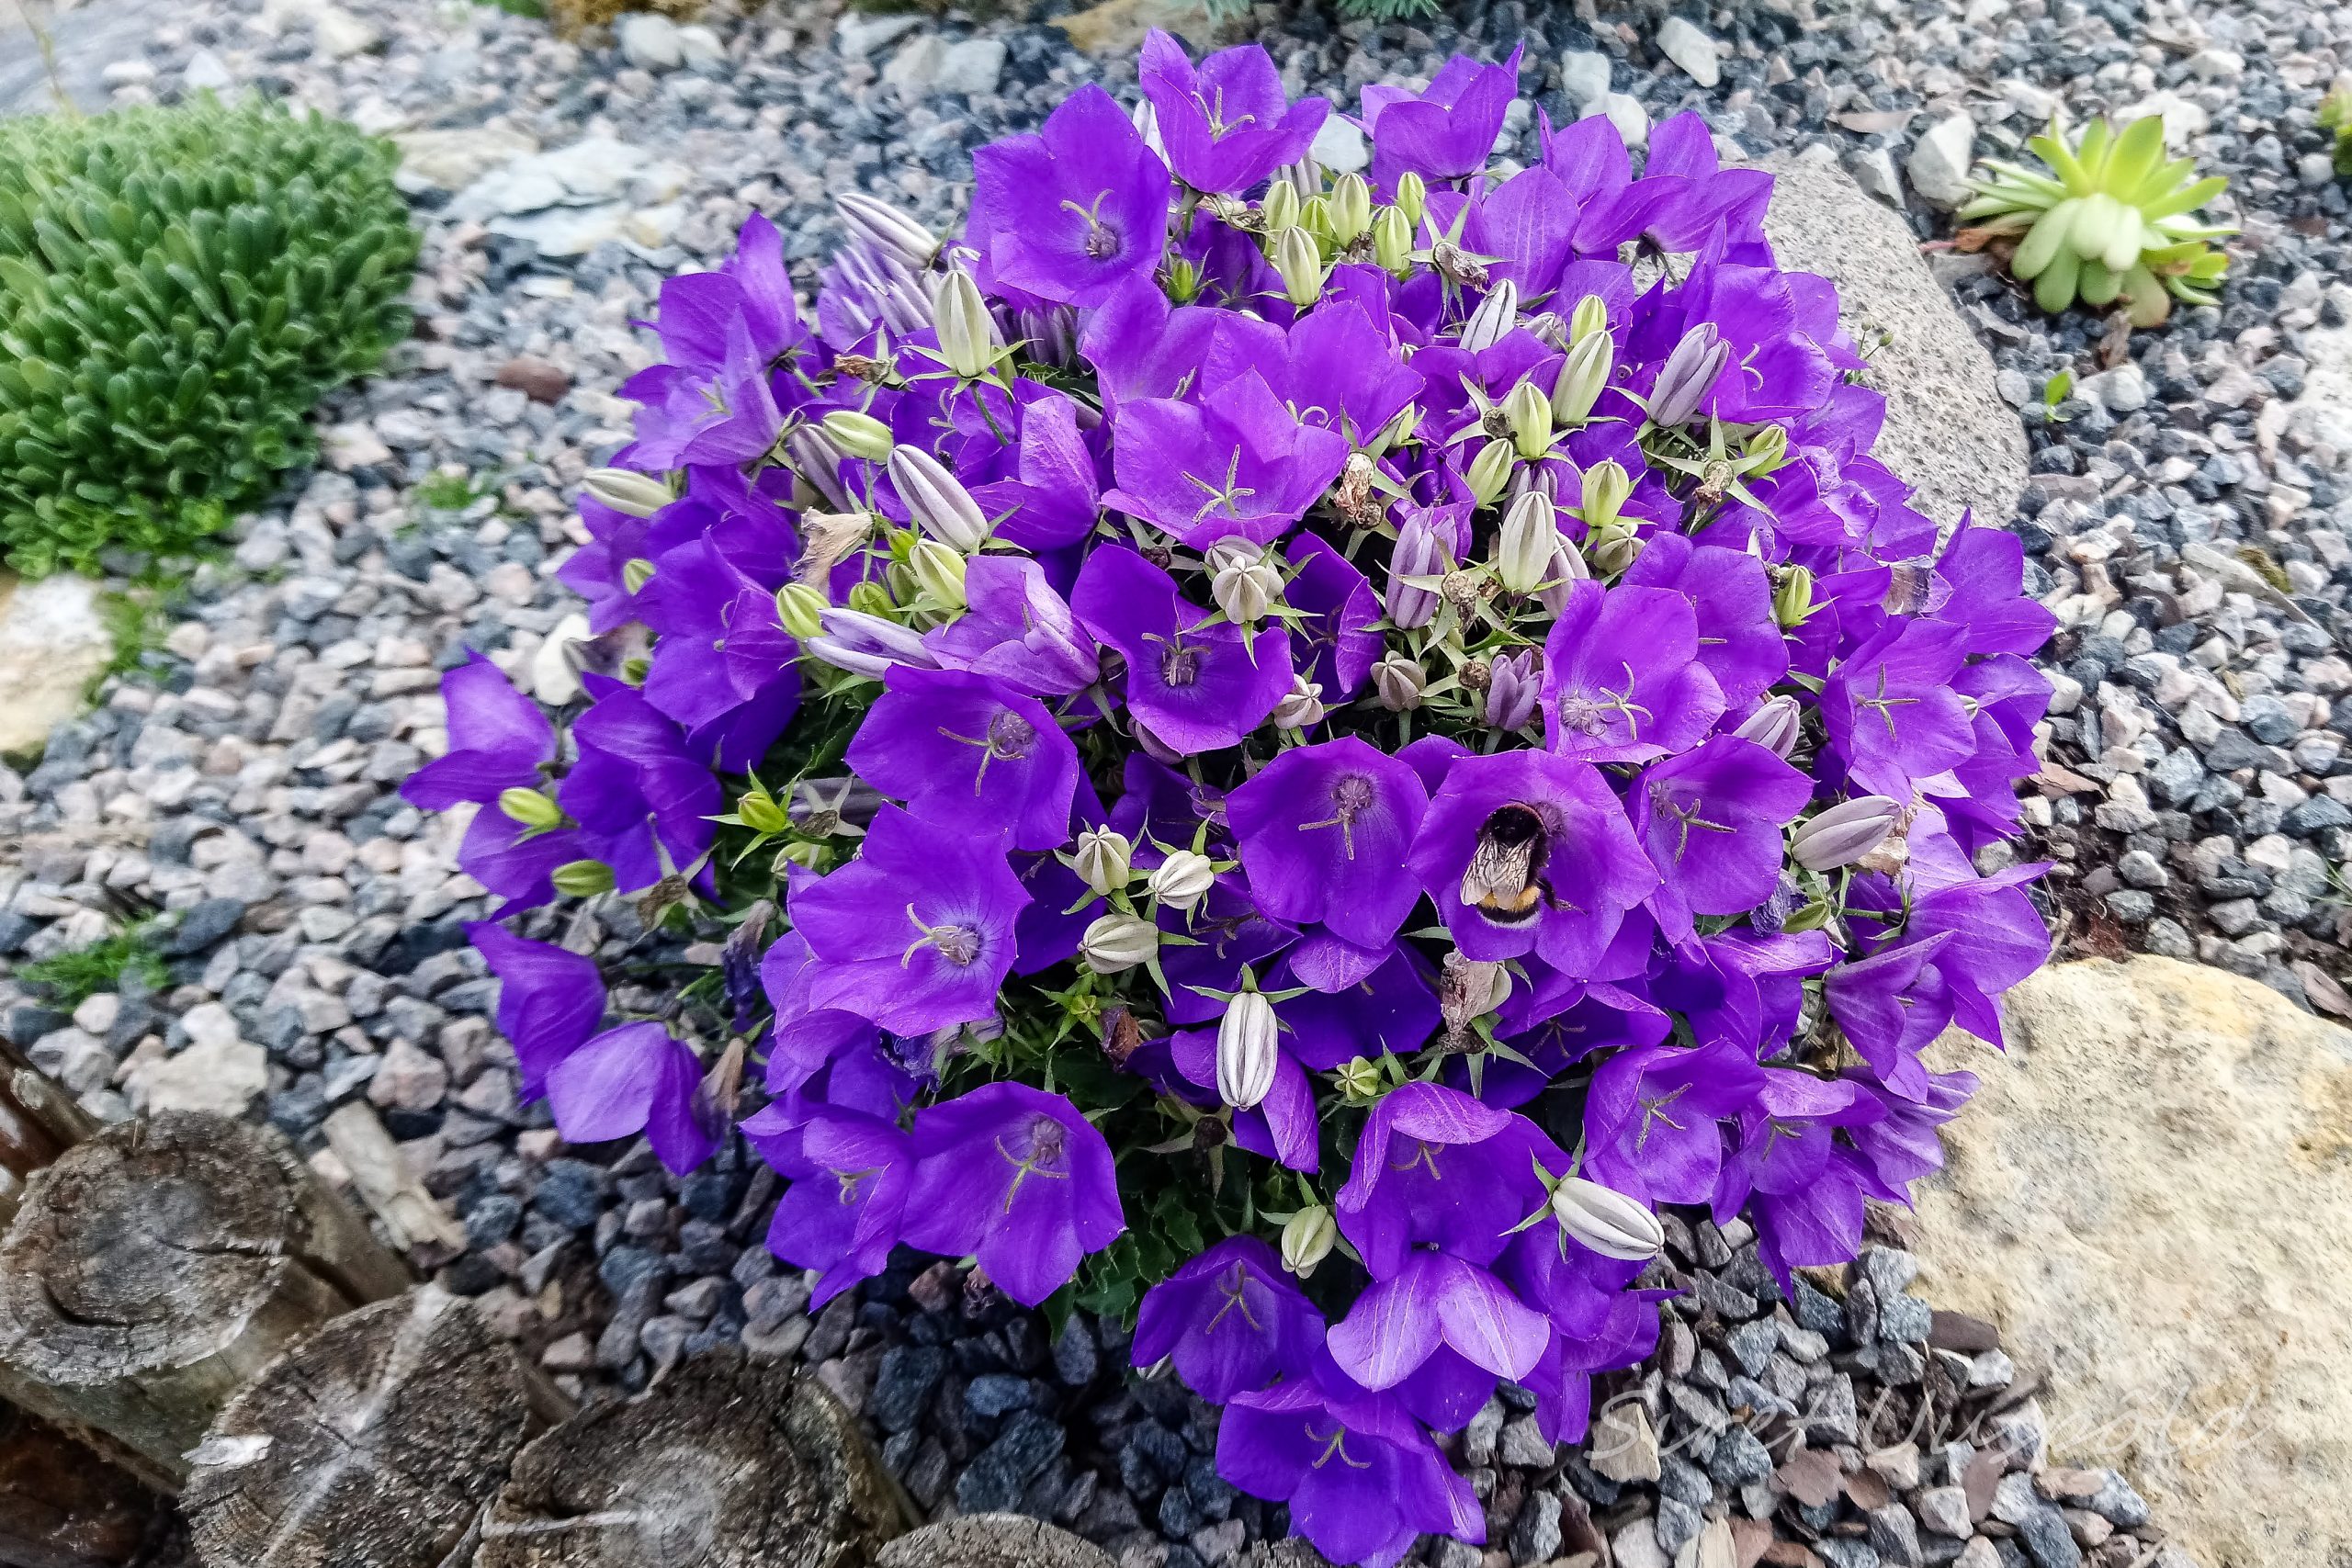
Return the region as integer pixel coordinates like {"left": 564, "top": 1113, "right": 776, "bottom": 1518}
{"left": 1760, "top": 154, "right": 2029, "bottom": 533}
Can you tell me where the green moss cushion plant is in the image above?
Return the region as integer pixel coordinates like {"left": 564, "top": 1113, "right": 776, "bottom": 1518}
{"left": 0, "top": 96, "right": 420, "bottom": 576}
{"left": 1959, "top": 115, "right": 2233, "bottom": 328}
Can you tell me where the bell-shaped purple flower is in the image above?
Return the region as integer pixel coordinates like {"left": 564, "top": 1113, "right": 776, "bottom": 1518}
{"left": 970, "top": 84, "right": 1172, "bottom": 309}
{"left": 1581, "top": 1037, "right": 1767, "bottom": 1204}
{"left": 1336, "top": 1082, "right": 1558, "bottom": 1275}
{"left": 1072, "top": 545, "right": 1291, "bottom": 755}
{"left": 788, "top": 804, "right": 1030, "bottom": 1035}
{"left": 1103, "top": 371, "right": 1351, "bottom": 550}
{"left": 1329, "top": 1248, "right": 1552, "bottom": 1391}
{"left": 924, "top": 556, "right": 1101, "bottom": 697}
{"left": 761, "top": 1111, "right": 912, "bottom": 1308}
{"left": 617, "top": 310, "right": 783, "bottom": 470}
{"left": 1138, "top": 31, "right": 1329, "bottom": 196}
{"left": 1630, "top": 736, "right": 1813, "bottom": 942}
{"left": 1824, "top": 619, "right": 1977, "bottom": 799}
{"left": 1621, "top": 535, "right": 1788, "bottom": 715}
{"left": 544, "top": 1020, "right": 719, "bottom": 1176}
{"left": 1406, "top": 750, "right": 1657, "bottom": 974}
{"left": 560, "top": 680, "right": 722, "bottom": 894}
{"left": 1285, "top": 533, "right": 1384, "bottom": 703}
{"left": 846, "top": 667, "right": 1081, "bottom": 852}
{"left": 1359, "top": 47, "right": 1524, "bottom": 189}
{"left": 406, "top": 651, "right": 554, "bottom": 810}
{"left": 469, "top": 921, "right": 602, "bottom": 1098}
{"left": 1132, "top": 1235, "right": 1326, "bottom": 1402}
{"left": 1540, "top": 581, "right": 1726, "bottom": 764}
{"left": 1227, "top": 737, "right": 1430, "bottom": 949}
{"left": 899, "top": 1082, "right": 1125, "bottom": 1306}
{"left": 1217, "top": 1376, "right": 1485, "bottom": 1568}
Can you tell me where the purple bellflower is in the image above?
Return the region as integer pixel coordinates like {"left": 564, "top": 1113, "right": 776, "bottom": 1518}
{"left": 898, "top": 1082, "right": 1125, "bottom": 1305}
{"left": 847, "top": 666, "right": 1082, "bottom": 852}
{"left": 1138, "top": 31, "right": 1329, "bottom": 196}
{"left": 1132, "top": 1235, "right": 1326, "bottom": 1401}
{"left": 1072, "top": 545, "right": 1292, "bottom": 755}
{"left": 1226, "top": 737, "right": 1430, "bottom": 949}
{"left": 970, "top": 85, "right": 1173, "bottom": 308}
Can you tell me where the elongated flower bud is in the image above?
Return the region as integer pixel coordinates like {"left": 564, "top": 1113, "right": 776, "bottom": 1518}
{"left": 1567, "top": 294, "right": 1610, "bottom": 344}
{"left": 1746, "top": 423, "right": 1789, "bottom": 475}
{"left": 1550, "top": 1176, "right": 1667, "bottom": 1261}
{"left": 1485, "top": 649, "right": 1541, "bottom": 730}
{"left": 1465, "top": 438, "right": 1515, "bottom": 507}
{"left": 1207, "top": 539, "right": 1283, "bottom": 625}
{"left": 1551, "top": 329, "right": 1613, "bottom": 424}
{"left": 1533, "top": 534, "right": 1590, "bottom": 618}
{"left": 1260, "top": 178, "right": 1300, "bottom": 233}
{"left": 1272, "top": 227, "right": 1324, "bottom": 308}
{"left": 1328, "top": 172, "right": 1372, "bottom": 244}
{"left": 1281, "top": 1205, "right": 1336, "bottom": 1277}
{"left": 583, "top": 467, "right": 675, "bottom": 518}
{"left": 1071, "top": 828, "right": 1133, "bottom": 897}
{"left": 1497, "top": 493, "right": 1561, "bottom": 594}
{"left": 1273, "top": 675, "right": 1327, "bottom": 731}
{"left": 1216, "top": 991, "right": 1280, "bottom": 1111}
{"left": 1394, "top": 171, "right": 1427, "bottom": 226}
{"left": 1148, "top": 850, "right": 1216, "bottom": 912}
{"left": 805, "top": 606, "right": 937, "bottom": 680}
{"left": 836, "top": 191, "right": 938, "bottom": 271}
{"left": 1371, "top": 205, "right": 1412, "bottom": 273}
{"left": 551, "top": 859, "right": 616, "bottom": 897}
{"left": 1792, "top": 795, "right": 1903, "bottom": 871}
{"left": 1648, "top": 322, "right": 1730, "bottom": 428}
{"left": 1588, "top": 525, "right": 1642, "bottom": 577}
{"left": 821, "top": 410, "right": 895, "bottom": 461}
{"left": 888, "top": 446, "right": 989, "bottom": 551}
{"left": 1080, "top": 911, "right": 1158, "bottom": 974}
{"left": 1458, "top": 279, "right": 1520, "bottom": 355}
{"left": 1773, "top": 565, "right": 1817, "bottom": 628}
{"left": 1502, "top": 381, "right": 1553, "bottom": 460}
{"left": 1386, "top": 520, "right": 1447, "bottom": 629}
{"left": 499, "top": 787, "right": 563, "bottom": 829}
{"left": 932, "top": 266, "right": 1000, "bottom": 381}
{"left": 775, "top": 581, "right": 828, "bottom": 641}
{"left": 909, "top": 538, "right": 967, "bottom": 609}
{"left": 1373, "top": 655, "right": 1425, "bottom": 712}
{"left": 1735, "top": 694, "right": 1804, "bottom": 759}
{"left": 786, "top": 426, "right": 853, "bottom": 510}
{"left": 1579, "top": 460, "right": 1632, "bottom": 529}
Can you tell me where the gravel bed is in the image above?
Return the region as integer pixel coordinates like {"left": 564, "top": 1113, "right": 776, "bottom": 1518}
{"left": 1, "top": 0, "right": 2343, "bottom": 1560}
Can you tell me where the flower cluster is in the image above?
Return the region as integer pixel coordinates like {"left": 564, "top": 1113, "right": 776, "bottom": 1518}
{"left": 409, "top": 36, "right": 2053, "bottom": 1567}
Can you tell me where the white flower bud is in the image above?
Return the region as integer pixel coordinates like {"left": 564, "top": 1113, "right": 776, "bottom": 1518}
{"left": 1393, "top": 171, "right": 1428, "bottom": 226}
{"left": 1373, "top": 655, "right": 1425, "bottom": 712}
{"left": 1281, "top": 1205, "right": 1337, "bottom": 1277}
{"left": 1734, "top": 694, "right": 1804, "bottom": 760}
{"left": 821, "top": 409, "right": 895, "bottom": 461}
{"left": 888, "top": 446, "right": 990, "bottom": 552}
{"left": 836, "top": 192, "right": 939, "bottom": 271}
{"left": 1148, "top": 850, "right": 1216, "bottom": 912}
{"left": 1328, "top": 172, "right": 1372, "bottom": 244}
{"left": 1550, "top": 328, "right": 1613, "bottom": 424}
{"left": 582, "top": 468, "right": 675, "bottom": 518}
{"left": 1080, "top": 911, "right": 1158, "bottom": 975}
{"left": 1216, "top": 990, "right": 1280, "bottom": 1111}
{"left": 1579, "top": 460, "right": 1632, "bottom": 529}
{"left": 1072, "top": 828, "right": 1134, "bottom": 897}
{"left": 1131, "top": 97, "right": 1165, "bottom": 158}
{"left": 1496, "top": 492, "right": 1561, "bottom": 594}
{"left": 1371, "top": 205, "right": 1413, "bottom": 273}
{"left": 1465, "top": 438, "right": 1516, "bottom": 507}
{"left": 1567, "top": 294, "right": 1611, "bottom": 344}
{"left": 1549, "top": 1176, "right": 1667, "bottom": 1261}
{"left": 932, "top": 266, "right": 1001, "bottom": 381}
{"left": 1273, "top": 226, "right": 1324, "bottom": 308}
{"left": 1502, "top": 380, "right": 1553, "bottom": 459}
{"left": 1259, "top": 178, "right": 1301, "bottom": 232}
{"left": 1791, "top": 795, "right": 1904, "bottom": 872}
{"left": 775, "top": 581, "right": 827, "bottom": 641}
{"left": 1273, "top": 675, "right": 1327, "bottom": 731}
{"left": 1458, "top": 278, "right": 1520, "bottom": 355}
{"left": 1207, "top": 539, "right": 1283, "bottom": 625}
{"left": 909, "top": 537, "right": 967, "bottom": 610}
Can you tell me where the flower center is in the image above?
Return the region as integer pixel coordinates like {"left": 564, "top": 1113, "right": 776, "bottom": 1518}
{"left": 986, "top": 710, "right": 1036, "bottom": 758}
{"left": 1160, "top": 643, "right": 1201, "bottom": 688}
{"left": 904, "top": 905, "right": 983, "bottom": 967}
{"left": 1300, "top": 773, "right": 1376, "bottom": 858}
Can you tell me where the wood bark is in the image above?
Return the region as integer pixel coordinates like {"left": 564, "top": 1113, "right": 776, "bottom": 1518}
{"left": 0, "top": 1038, "right": 97, "bottom": 1231}
{"left": 474, "top": 1350, "right": 909, "bottom": 1568}
{"left": 0, "top": 1399, "right": 178, "bottom": 1568}
{"left": 0, "top": 1111, "right": 413, "bottom": 1490}
{"left": 875, "top": 1517, "right": 1116, "bottom": 1568}
{"left": 181, "top": 1288, "right": 571, "bottom": 1568}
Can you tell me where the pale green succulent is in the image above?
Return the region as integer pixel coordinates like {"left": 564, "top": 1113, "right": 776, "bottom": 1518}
{"left": 1959, "top": 115, "right": 2233, "bottom": 328}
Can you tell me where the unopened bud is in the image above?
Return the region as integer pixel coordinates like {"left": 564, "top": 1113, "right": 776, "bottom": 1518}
{"left": 1386, "top": 519, "right": 1447, "bottom": 629}
{"left": 1648, "top": 322, "right": 1730, "bottom": 428}
{"left": 1567, "top": 294, "right": 1610, "bottom": 344}
{"left": 1502, "top": 381, "right": 1553, "bottom": 459}
{"left": 1273, "top": 226, "right": 1324, "bottom": 308}
{"left": 836, "top": 191, "right": 938, "bottom": 271}
{"left": 889, "top": 446, "right": 989, "bottom": 551}
{"left": 1079, "top": 911, "right": 1159, "bottom": 975}
{"left": 1148, "top": 850, "right": 1216, "bottom": 912}
{"left": 1588, "top": 524, "right": 1642, "bottom": 577}
{"left": 775, "top": 581, "right": 828, "bottom": 641}
{"left": 1549, "top": 1175, "right": 1667, "bottom": 1261}
{"left": 909, "top": 537, "right": 967, "bottom": 609}
{"left": 737, "top": 781, "right": 790, "bottom": 836}
{"left": 1484, "top": 649, "right": 1541, "bottom": 731}
{"left": 821, "top": 409, "right": 895, "bottom": 462}
{"left": 845, "top": 580, "right": 895, "bottom": 616}
{"left": 1208, "top": 539, "right": 1283, "bottom": 624}
{"left": 1216, "top": 990, "right": 1280, "bottom": 1111}
{"left": 499, "top": 787, "right": 562, "bottom": 829}
{"left": 1497, "top": 492, "right": 1560, "bottom": 594}
{"left": 1328, "top": 172, "right": 1372, "bottom": 243}
{"left": 1132, "top": 97, "right": 1165, "bottom": 157}
{"left": 1373, "top": 655, "right": 1425, "bottom": 711}
{"left": 621, "top": 557, "right": 658, "bottom": 595}
{"left": 1393, "top": 171, "right": 1427, "bottom": 226}
{"left": 1371, "top": 205, "right": 1413, "bottom": 273}
{"left": 1746, "top": 423, "right": 1789, "bottom": 474}
{"left": 1273, "top": 675, "right": 1327, "bottom": 731}
{"left": 1735, "top": 694, "right": 1804, "bottom": 759}
{"left": 1466, "top": 438, "right": 1516, "bottom": 507}
{"left": 1334, "top": 1055, "right": 1384, "bottom": 1100}
{"left": 932, "top": 267, "right": 1000, "bottom": 381}
{"left": 1551, "top": 329, "right": 1613, "bottom": 424}
{"left": 1281, "top": 1205, "right": 1336, "bottom": 1277}
{"left": 1579, "top": 460, "right": 1632, "bottom": 530}
{"left": 1458, "top": 279, "right": 1520, "bottom": 355}
{"left": 583, "top": 467, "right": 674, "bottom": 518}
{"left": 1792, "top": 795, "right": 1903, "bottom": 872}
{"left": 1071, "top": 828, "right": 1133, "bottom": 897}
{"left": 786, "top": 426, "right": 852, "bottom": 509}
{"left": 551, "top": 859, "right": 616, "bottom": 897}
{"left": 1772, "top": 565, "right": 1817, "bottom": 628}
{"left": 1260, "top": 178, "right": 1300, "bottom": 233}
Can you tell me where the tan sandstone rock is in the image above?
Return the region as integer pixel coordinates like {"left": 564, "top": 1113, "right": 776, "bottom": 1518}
{"left": 1914, "top": 956, "right": 2352, "bottom": 1568}
{"left": 0, "top": 570, "right": 111, "bottom": 757}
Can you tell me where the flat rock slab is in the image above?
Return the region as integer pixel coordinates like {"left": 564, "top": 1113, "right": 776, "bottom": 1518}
{"left": 0, "top": 572, "right": 110, "bottom": 757}
{"left": 1917, "top": 957, "right": 2352, "bottom": 1568}
{"left": 876, "top": 1516, "right": 1114, "bottom": 1568}
{"left": 1760, "top": 154, "right": 2029, "bottom": 533}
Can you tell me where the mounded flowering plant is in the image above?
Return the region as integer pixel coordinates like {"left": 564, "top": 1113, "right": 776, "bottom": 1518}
{"left": 411, "top": 36, "right": 2055, "bottom": 1568}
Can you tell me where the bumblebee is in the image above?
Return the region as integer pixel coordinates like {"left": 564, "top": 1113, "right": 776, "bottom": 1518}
{"left": 1460, "top": 803, "right": 1553, "bottom": 925}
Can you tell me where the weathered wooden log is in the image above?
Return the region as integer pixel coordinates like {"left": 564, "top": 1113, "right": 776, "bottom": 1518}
{"left": 181, "top": 1288, "right": 572, "bottom": 1568}
{"left": 0, "top": 1038, "right": 98, "bottom": 1230}
{"left": 0, "top": 1110, "right": 413, "bottom": 1491}
{"left": 0, "top": 1398, "right": 177, "bottom": 1568}
{"left": 875, "top": 1516, "right": 1116, "bottom": 1568}
{"left": 474, "top": 1349, "right": 910, "bottom": 1568}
